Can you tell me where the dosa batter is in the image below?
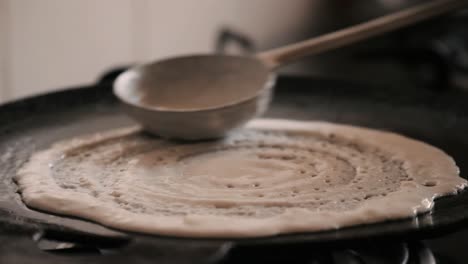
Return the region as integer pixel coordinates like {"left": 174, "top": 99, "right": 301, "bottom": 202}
{"left": 15, "top": 119, "right": 467, "bottom": 237}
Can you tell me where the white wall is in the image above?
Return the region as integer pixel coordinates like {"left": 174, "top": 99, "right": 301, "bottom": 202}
{"left": 0, "top": 0, "right": 313, "bottom": 103}
{"left": 0, "top": 0, "right": 9, "bottom": 100}
{"left": 4, "top": 0, "right": 135, "bottom": 100}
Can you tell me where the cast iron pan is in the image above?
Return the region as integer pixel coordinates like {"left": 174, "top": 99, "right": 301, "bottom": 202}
{"left": 0, "top": 74, "right": 467, "bottom": 263}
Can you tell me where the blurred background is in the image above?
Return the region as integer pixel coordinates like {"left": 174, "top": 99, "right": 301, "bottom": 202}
{"left": 0, "top": 0, "right": 467, "bottom": 103}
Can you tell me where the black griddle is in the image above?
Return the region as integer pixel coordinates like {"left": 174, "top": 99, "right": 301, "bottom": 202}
{"left": 0, "top": 75, "right": 467, "bottom": 263}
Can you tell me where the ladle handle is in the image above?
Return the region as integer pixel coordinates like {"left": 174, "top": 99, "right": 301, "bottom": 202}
{"left": 257, "top": 0, "right": 467, "bottom": 69}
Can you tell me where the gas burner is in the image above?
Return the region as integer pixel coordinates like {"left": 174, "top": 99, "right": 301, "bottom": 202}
{"left": 32, "top": 236, "right": 437, "bottom": 264}
{"left": 222, "top": 241, "right": 436, "bottom": 264}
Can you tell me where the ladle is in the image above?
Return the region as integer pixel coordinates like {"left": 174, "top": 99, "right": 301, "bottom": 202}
{"left": 114, "top": 0, "right": 465, "bottom": 140}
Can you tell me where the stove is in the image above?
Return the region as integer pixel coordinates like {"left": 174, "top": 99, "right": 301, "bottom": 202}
{"left": 1, "top": 72, "right": 467, "bottom": 263}
{"left": 4, "top": 227, "right": 468, "bottom": 263}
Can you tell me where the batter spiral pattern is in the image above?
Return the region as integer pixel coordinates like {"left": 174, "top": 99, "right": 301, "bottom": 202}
{"left": 15, "top": 119, "right": 466, "bottom": 237}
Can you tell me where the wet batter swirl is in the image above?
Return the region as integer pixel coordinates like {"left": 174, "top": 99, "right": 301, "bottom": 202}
{"left": 15, "top": 119, "right": 467, "bottom": 237}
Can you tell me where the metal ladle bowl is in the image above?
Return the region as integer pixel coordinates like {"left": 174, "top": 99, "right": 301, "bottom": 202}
{"left": 114, "top": 55, "right": 274, "bottom": 139}
{"left": 114, "top": 0, "right": 464, "bottom": 140}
